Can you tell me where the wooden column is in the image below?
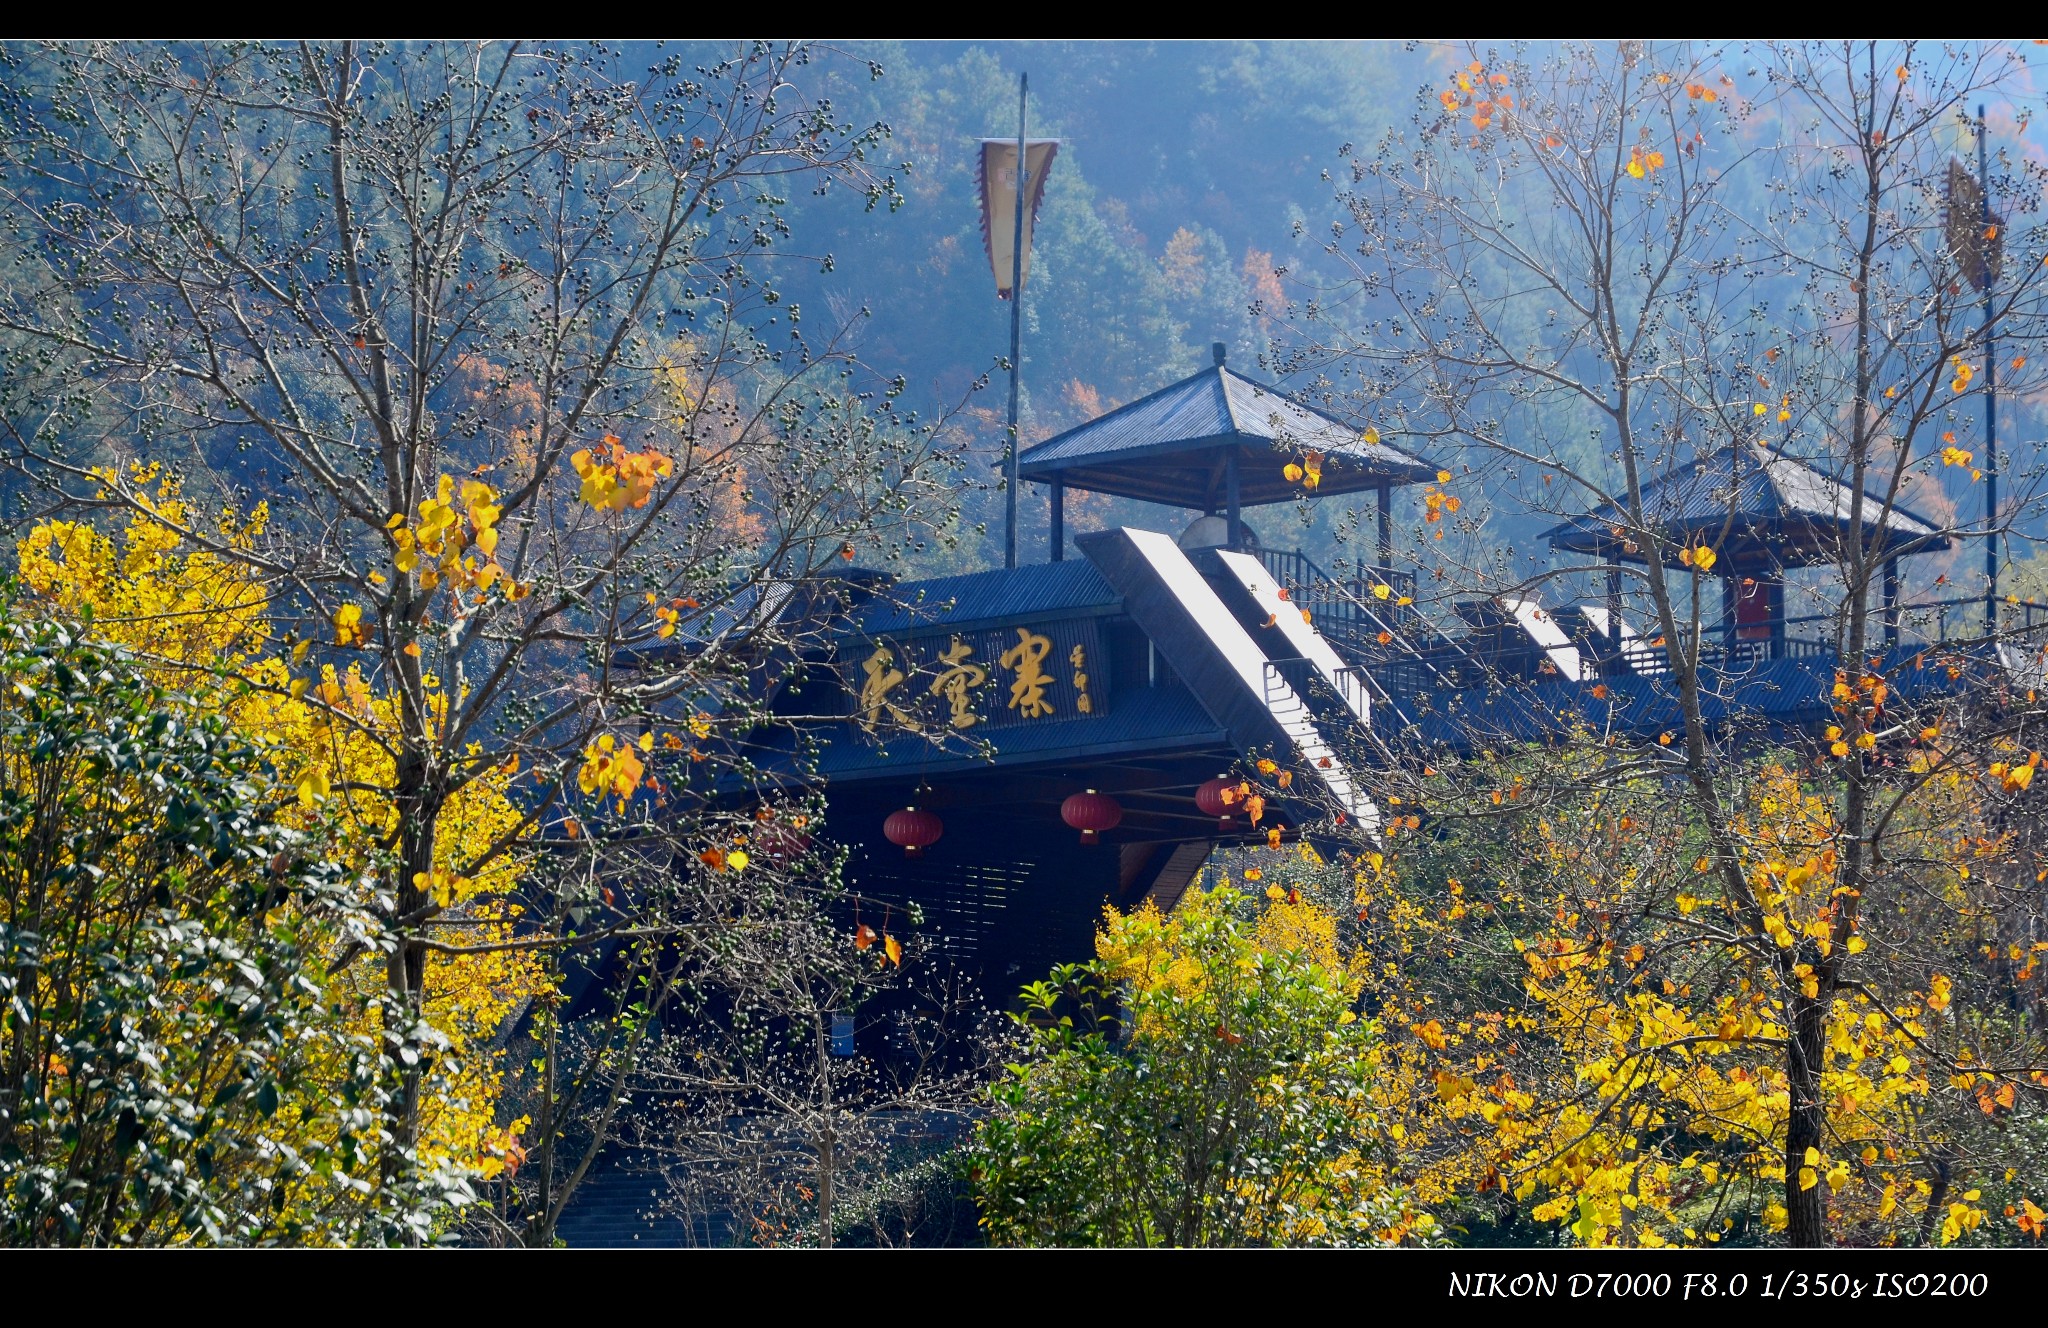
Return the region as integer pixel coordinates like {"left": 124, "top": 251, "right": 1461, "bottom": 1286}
{"left": 1883, "top": 557, "right": 1899, "bottom": 650}
{"left": 1721, "top": 577, "right": 1737, "bottom": 664}
{"left": 1376, "top": 483, "right": 1393, "bottom": 571}
{"left": 1225, "top": 449, "right": 1242, "bottom": 551}
{"left": 1606, "top": 565, "right": 1623, "bottom": 667}
{"left": 1049, "top": 479, "right": 1064, "bottom": 563}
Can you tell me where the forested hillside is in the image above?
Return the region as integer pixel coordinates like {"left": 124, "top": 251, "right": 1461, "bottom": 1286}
{"left": 767, "top": 40, "right": 2047, "bottom": 603}
{"left": 771, "top": 40, "right": 1431, "bottom": 574}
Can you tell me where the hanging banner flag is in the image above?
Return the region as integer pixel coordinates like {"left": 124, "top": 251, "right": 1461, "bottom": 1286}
{"left": 977, "top": 138, "right": 1059, "bottom": 299}
{"left": 1947, "top": 158, "right": 2003, "bottom": 291}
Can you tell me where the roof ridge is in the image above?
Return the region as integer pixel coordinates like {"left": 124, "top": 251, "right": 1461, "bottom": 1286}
{"left": 1018, "top": 360, "right": 1228, "bottom": 462}
{"left": 1748, "top": 439, "right": 1949, "bottom": 533}
{"left": 1214, "top": 363, "right": 1246, "bottom": 435}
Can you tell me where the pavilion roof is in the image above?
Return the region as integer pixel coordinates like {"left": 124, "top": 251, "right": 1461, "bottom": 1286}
{"left": 1016, "top": 356, "right": 1441, "bottom": 508}
{"left": 1541, "top": 441, "right": 1952, "bottom": 570}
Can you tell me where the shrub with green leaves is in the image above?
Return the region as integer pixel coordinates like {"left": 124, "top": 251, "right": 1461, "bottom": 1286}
{"left": 0, "top": 604, "right": 464, "bottom": 1244}
{"left": 968, "top": 885, "right": 1433, "bottom": 1247}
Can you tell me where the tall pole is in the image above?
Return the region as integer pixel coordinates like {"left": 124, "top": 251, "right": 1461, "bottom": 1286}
{"left": 1980, "top": 105, "right": 1999, "bottom": 634}
{"left": 1004, "top": 74, "right": 1028, "bottom": 570}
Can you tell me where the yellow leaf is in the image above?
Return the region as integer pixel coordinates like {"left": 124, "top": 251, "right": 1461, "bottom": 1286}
{"left": 294, "top": 766, "right": 331, "bottom": 807}
{"left": 332, "top": 603, "right": 369, "bottom": 648}
{"left": 883, "top": 933, "right": 902, "bottom": 967}
{"left": 1372, "top": 583, "right": 1392, "bottom": 600}
{"left": 726, "top": 850, "right": 749, "bottom": 872}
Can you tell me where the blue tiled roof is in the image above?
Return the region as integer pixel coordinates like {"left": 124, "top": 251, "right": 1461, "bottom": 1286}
{"left": 1017, "top": 364, "right": 1438, "bottom": 481}
{"left": 1544, "top": 442, "right": 1950, "bottom": 563}
{"left": 847, "top": 559, "right": 1120, "bottom": 636}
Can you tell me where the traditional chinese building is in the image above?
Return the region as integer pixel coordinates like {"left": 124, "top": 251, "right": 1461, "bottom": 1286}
{"left": 719, "top": 347, "right": 1441, "bottom": 985}
{"left": 648, "top": 352, "right": 2016, "bottom": 992}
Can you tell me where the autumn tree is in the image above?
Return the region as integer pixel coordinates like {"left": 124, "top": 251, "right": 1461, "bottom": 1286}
{"left": 0, "top": 39, "right": 961, "bottom": 1219}
{"left": 970, "top": 882, "right": 1432, "bottom": 1248}
{"left": 1271, "top": 40, "right": 2048, "bottom": 1245}
{"left": 13, "top": 489, "right": 549, "bottom": 1223}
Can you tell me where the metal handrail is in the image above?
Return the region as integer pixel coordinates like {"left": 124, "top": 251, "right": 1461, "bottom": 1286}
{"left": 1584, "top": 595, "right": 2048, "bottom": 676}
{"left": 1261, "top": 656, "right": 1376, "bottom": 723}
{"left": 1254, "top": 547, "right": 1415, "bottom": 611}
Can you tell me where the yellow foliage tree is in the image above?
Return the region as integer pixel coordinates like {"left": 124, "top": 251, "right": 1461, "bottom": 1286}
{"left": 974, "top": 869, "right": 1434, "bottom": 1248}
{"left": 16, "top": 475, "right": 547, "bottom": 1183}
{"left": 1244, "top": 748, "right": 2045, "bottom": 1248}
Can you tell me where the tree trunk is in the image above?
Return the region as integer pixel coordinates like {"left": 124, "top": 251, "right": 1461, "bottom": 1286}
{"left": 382, "top": 751, "right": 437, "bottom": 1198}
{"left": 816, "top": 1017, "right": 835, "bottom": 1248}
{"left": 1782, "top": 984, "right": 1829, "bottom": 1246}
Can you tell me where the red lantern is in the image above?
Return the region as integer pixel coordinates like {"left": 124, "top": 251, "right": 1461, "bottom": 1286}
{"left": 1196, "top": 776, "right": 1242, "bottom": 828}
{"left": 883, "top": 806, "right": 943, "bottom": 858}
{"left": 754, "top": 819, "right": 814, "bottom": 863}
{"left": 1061, "top": 789, "right": 1122, "bottom": 844}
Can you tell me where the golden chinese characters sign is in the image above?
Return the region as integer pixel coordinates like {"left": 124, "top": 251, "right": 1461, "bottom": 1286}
{"left": 841, "top": 620, "right": 1106, "bottom": 740}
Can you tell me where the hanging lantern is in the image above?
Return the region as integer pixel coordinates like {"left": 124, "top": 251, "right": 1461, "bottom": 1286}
{"left": 754, "top": 819, "right": 814, "bottom": 863}
{"left": 1196, "top": 776, "right": 1243, "bottom": 828}
{"left": 883, "top": 806, "right": 943, "bottom": 858}
{"left": 1060, "top": 789, "right": 1122, "bottom": 844}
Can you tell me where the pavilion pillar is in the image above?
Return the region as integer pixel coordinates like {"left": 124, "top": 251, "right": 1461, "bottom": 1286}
{"left": 1376, "top": 483, "right": 1393, "bottom": 572}
{"left": 1606, "top": 565, "right": 1623, "bottom": 667}
{"left": 1721, "top": 577, "right": 1738, "bottom": 664}
{"left": 1225, "top": 449, "right": 1242, "bottom": 551}
{"left": 1049, "top": 479, "right": 1064, "bottom": 563}
{"left": 1883, "top": 557, "right": 1899, "bottom": 650}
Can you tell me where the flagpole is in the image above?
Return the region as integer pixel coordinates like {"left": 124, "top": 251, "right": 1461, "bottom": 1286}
{"left": 1976, "top": 106, "right": 1999, "bottom": 636}
{"left": 1004, "top": 74, "right": 1028, "bottom": 571}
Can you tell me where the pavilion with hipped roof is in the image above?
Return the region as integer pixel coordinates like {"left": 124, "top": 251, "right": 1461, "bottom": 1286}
{"left": 1542, "top": 440, "right": 1953, "bottom": 662}
{"left": 1017, "top": 344, "right": 1441, "bottom": 570}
